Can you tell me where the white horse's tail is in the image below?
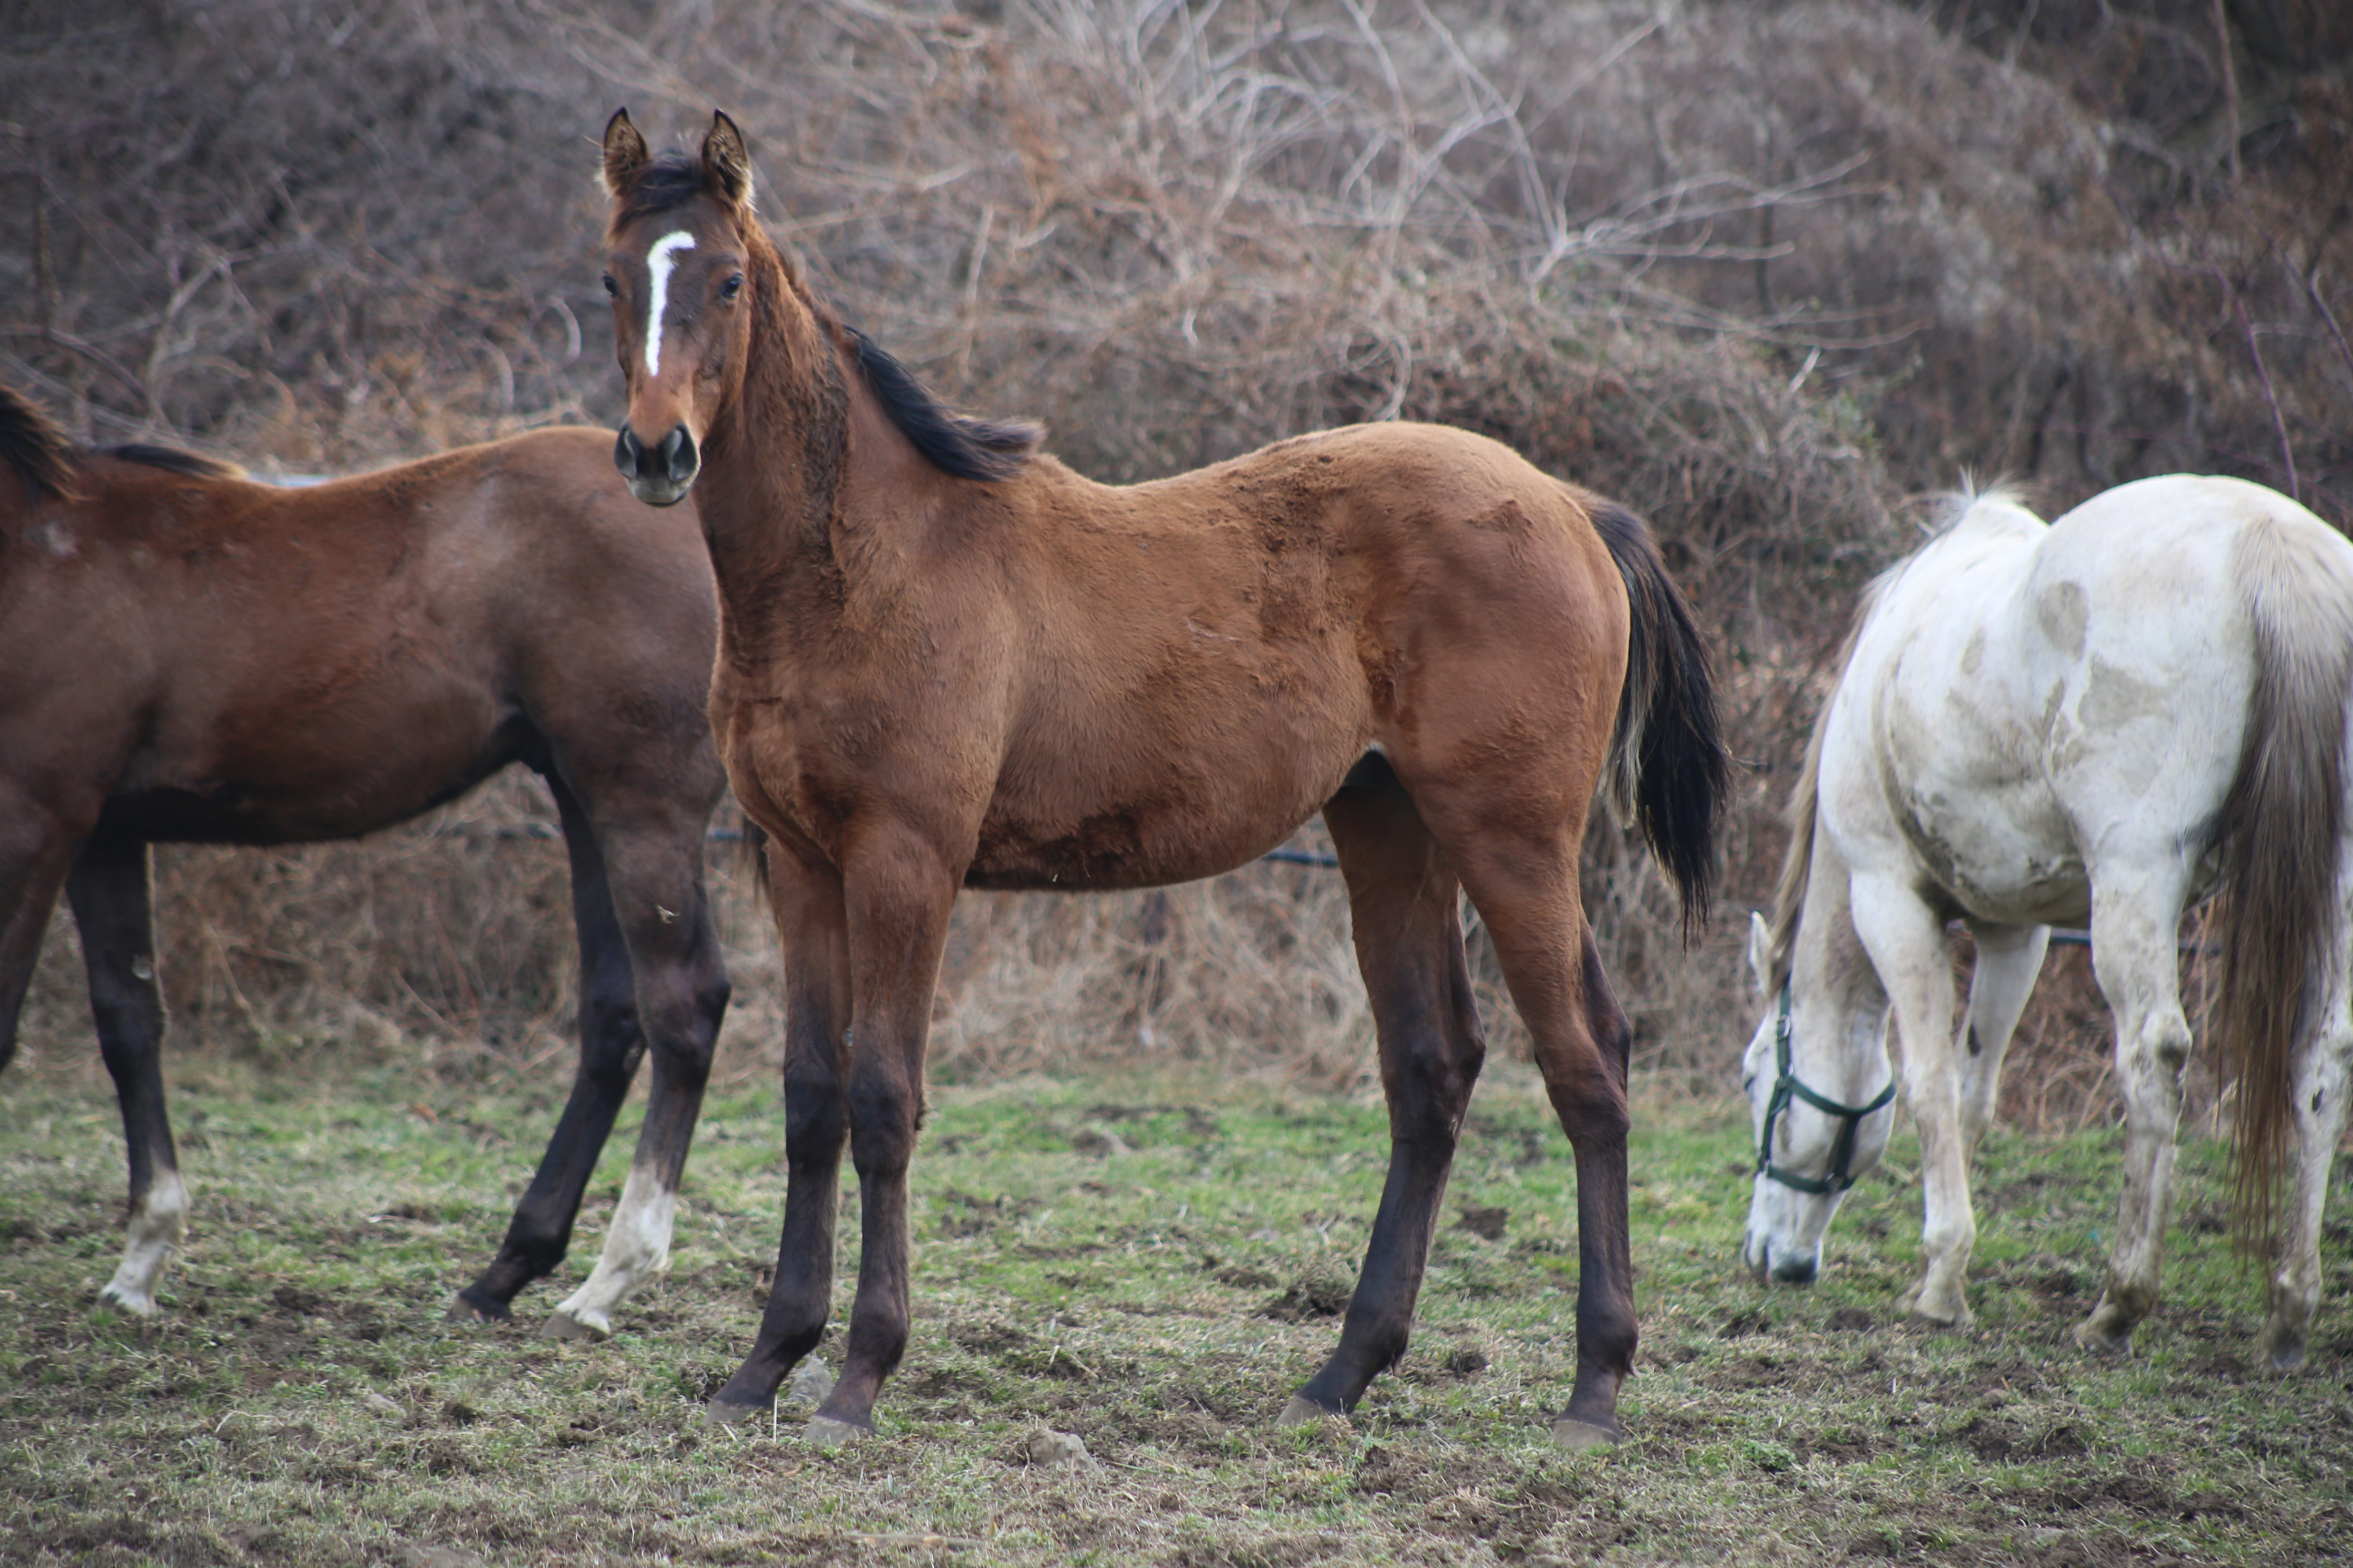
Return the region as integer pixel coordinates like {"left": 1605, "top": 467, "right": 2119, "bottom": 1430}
{"left": 2214, "top": 516, "right": 2353, "bottom": 1254}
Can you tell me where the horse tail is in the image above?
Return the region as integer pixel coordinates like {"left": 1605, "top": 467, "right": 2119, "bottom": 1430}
{"left": 1590, "top": 498, "right": 1730, "bottom": 940}
{"left": 735, "top": 815, "right": 774, "bottom": 914}
{"left": 2214, "top": 514, "right": 2353, "bottom": 1256}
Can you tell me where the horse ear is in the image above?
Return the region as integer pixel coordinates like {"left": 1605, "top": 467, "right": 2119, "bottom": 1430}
{"left": 1746, "top": 912, "right": 1774, "bottom": 999}
{"left": 602, "top": 108, "right": 651, "bottom": 196}
{"left": 703, "top": 110, "right": 755, "bottom": 211}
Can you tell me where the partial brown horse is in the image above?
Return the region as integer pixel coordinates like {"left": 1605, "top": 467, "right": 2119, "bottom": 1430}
{"left": 595, "top": 110, "right": 1726, "bottom": 1448}
{"left": 0, "top": 385, "right": 730, "bottom": 1340}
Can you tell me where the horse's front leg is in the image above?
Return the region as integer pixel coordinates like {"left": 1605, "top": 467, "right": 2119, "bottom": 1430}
{"left": 802, "top": 824, "right": 959, "bottom": 1445}
{"left": 2075, "top": 862, "right": 2197, "bottom": 1352}
{"left": 65, "top": 837, "right": 187, "bottom": 1317}
{"left": 1849, "top": 876, "right": 1972, "bottom": 1326}
{"left": 707, "top": 845, "right": 852, "bottom": 1424}
{"left": 1956, "top": 923, "right": 2049, "bottom": 1165}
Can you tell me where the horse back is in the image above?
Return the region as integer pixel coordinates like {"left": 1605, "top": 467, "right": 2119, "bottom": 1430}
{"left": 0, "top": 428, "right": 714, "bottom": 845}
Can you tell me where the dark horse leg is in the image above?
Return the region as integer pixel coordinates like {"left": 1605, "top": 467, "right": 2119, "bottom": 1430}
{"left": 0, "top": 800, "right": 75, "bottom": 1079}
{"left": 1282, "top": 774, "right": 1486, "bottom": 1423}
{"left": 715, "top": 823, "right": 951, "bottom": 1443}
{"left": 1439, "top": 814, "right": 1637, "bottom": 1448}
{"left": 707, "top": 840, "right": 852, "bottom": 1426}
{"left": 534, "top": 774, "right": 732, "bottom": 1340}
{"left": 454, "top": 773, "right": 664, "bottom": 1324}
{"left": 65, "top": 837, "right": 187, "bottom": 1317}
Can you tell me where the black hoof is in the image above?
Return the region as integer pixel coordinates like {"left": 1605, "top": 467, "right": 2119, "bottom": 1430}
{"left": 703, "top": 1397, "right": 770, "bottom": 1428}
{"left": 447, "top": 1291, "right": 511, "bottom": 1324}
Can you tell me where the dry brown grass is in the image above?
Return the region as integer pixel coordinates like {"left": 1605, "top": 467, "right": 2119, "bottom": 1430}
{"left": 8, "top": 0, "right": 2349, "bottom": 1125}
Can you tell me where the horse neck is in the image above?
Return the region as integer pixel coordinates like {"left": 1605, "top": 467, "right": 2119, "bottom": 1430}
{"left": 692, "top": 239, "right": 858, "bottom": 664}
{"left": 1786, "top": 832, "right": 1892, "bottom": 1097}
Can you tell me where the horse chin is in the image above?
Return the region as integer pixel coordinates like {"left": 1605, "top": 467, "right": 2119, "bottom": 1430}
{"left": 628, "top": 475, "right": 694, "bottom": 507}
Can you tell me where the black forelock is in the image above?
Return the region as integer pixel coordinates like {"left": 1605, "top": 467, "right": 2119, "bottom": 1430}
{"left": 610, "top": 149, "right": 719, "bottom": 233}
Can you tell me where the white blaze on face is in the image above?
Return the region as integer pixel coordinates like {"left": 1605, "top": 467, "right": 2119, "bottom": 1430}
{"left": 642, "top": 230, "right": 698, "bottom": 378}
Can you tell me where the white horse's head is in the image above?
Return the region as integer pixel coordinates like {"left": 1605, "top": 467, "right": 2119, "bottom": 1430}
{"left": 1739, "top": 912, "right": 1897, "bottom": 1285}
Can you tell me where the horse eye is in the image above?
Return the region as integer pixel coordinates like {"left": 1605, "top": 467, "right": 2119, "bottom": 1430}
{"left": 601, "top": 273, "right": 618, "bottom": 297}
{"left": 721, "top": 273, "right": 745, "bottom": 300}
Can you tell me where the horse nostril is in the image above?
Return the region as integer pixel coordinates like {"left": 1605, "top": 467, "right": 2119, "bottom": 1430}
{"left": 614, "top": 426, "right": 642, "bottom": 479}
{"left": 1772, "top": 1254, "right": 1818, "bottom": 1286}
{"left": 660, "top": 425, "right": 698, "bottom": 484}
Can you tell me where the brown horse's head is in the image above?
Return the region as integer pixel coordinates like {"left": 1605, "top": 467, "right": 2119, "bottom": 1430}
{"left": 599, "top": 109, "right": 761, "bottom": 507}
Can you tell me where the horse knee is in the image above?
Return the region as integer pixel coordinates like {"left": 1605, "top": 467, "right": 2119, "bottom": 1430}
{"left": 848, "top": 1072, "right": 922, "bottom": 1172}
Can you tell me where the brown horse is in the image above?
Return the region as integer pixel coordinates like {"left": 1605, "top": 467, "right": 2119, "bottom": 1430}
{"left": 0, "top": 385, "right": 730, "bottom": 1340}
{"left": 595, "top": 110, "right": 1726, "bottom": 1448}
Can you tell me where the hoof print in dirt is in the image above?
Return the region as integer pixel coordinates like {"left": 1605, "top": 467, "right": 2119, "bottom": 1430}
{"left": 1552, "top": 1417, "right": 1619, "bottom": 1451}
{"left": 1258, "top": 1272, "right": 1351, "bottom": 1322}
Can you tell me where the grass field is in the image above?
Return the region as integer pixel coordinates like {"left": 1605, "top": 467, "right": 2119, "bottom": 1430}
{"left": 2, "top": 1052, "right": 2348, "bottom": 1566}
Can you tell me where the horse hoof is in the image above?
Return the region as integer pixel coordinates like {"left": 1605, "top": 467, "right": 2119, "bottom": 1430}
{"left": 702, "top": 1397, "right": 769, "bottom": 1429}
{"left": 1552, "top": 1417, "right": 1620, "bottom": 1451}
{"left": 2071, "top": 1318, "right": 2131, "bottom": 1355}
{"left": 538, "top": 1308, "right": 606, "bottom": 1343}
{"left": 1276, "top": 1395, "right": 1340, "bottom": 1428}
{"left": 97, "top": 1285, "right": 157, "bottom": 1319}
{"left": 804, "top": 1415, "right": 869, "bottom": 1448}
{"left": 446, "top": 1295, "right": 503, "bottom": 1325}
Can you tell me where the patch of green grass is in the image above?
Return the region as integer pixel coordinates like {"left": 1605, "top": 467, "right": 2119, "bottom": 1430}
{"left": 2, "top": 1053, "right": 2348, "bottom": 1565}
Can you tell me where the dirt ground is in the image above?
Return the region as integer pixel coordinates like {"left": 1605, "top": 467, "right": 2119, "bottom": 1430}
{"left": 2, "top": 1053, "right": 2348, "bottom": 1565}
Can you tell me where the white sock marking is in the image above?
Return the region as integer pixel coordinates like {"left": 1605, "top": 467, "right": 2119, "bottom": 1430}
{"left": 554, "top": 1165, "right": 678, "bottom": 1337}
{"left": 100, "top": 1170, "right": 188, "bottom": 1317}
{"left": 643, "top": 231, "right": 698, "bottom": 378}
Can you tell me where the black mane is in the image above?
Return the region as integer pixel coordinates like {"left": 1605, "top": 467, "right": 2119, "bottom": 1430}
{"left": 98, "top": 443, "right": 245, "bottom": 480}
{"left": 0, "top": 383, "right": 81, "bottom": 501}
{"left": 849, "top": 329, "right": 1038, "bottom": 484}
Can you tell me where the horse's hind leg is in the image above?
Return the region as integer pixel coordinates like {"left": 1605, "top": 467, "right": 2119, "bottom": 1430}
{"left": 539, "top": 783, "right": 731, "bottom": 1341}
{"left": 1423, "top": 815, "right": 1634, "bottom": 1447}
{"left": 65, "top": 837, "right": 186, "bottom": 1317}
{"left": 1280, "top": 775, "right": 1485, "bottom": 1425}
{"left": 454, "top": 776, "right": 659, "bottom": 1324}
{"left": 2075, "top": 859, "right": 2198, "bottom": 1352}
{"left": 1956, "top": 923, "right": 2050, "bottom": 1165}
{"left": 2260, "top": 879, "right": 2353, "bottom": 1373}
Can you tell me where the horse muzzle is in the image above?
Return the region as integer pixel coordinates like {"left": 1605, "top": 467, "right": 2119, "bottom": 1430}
{"left": 614, "top": 422, "right": 699, "bottom": 507}
{"left": 1745, "top": 1233, "right": 1819, "bottom": 1286}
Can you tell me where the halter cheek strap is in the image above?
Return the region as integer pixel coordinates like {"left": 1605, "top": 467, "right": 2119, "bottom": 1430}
{"left": 1757, "top": 981, "right": 1897, "bottom": 1196}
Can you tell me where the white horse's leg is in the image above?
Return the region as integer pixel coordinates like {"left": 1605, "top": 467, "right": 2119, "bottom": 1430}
{"left": 1849, "top": 875, "right": 1971, "bottom": 1326}
{"left": 2076, "top": 863, "right": 2197, "bottom": 1352}
{"left": 2260, "top": 911, "right": 2352, "bottom": 1373}
{"left": 1956, "top": 923, "right": 2050, "bottom": 1165}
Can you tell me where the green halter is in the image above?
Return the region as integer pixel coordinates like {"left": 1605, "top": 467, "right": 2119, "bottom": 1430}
{"left": 1757, "top": 981, "right": 1897, "bottom": 1196}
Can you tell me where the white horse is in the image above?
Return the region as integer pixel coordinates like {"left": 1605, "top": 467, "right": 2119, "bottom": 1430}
{"left": 1739, "top": 475, "right": 2353, "bottom": 1369}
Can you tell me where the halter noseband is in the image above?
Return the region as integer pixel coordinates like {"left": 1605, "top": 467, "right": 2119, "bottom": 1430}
{"left": 1757, "top": 981, "right": 1897, "bottom": 1197}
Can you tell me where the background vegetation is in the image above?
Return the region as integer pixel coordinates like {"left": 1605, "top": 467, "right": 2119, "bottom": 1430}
{"left": 5, "top": 0, "right": 2351, "bottom": 1118}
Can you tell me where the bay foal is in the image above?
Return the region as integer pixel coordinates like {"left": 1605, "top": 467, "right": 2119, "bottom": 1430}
{"left": 0, "top": 389, "right": 729, "bottom": 1339}
{"left": 596, "top": 111, "right": 1726, "bottom": 1447}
